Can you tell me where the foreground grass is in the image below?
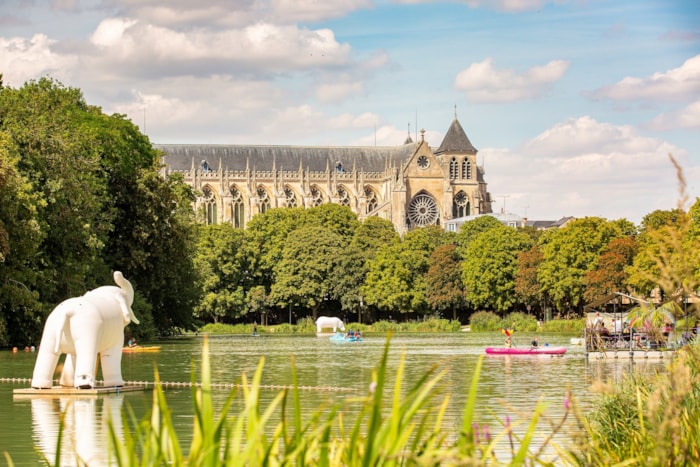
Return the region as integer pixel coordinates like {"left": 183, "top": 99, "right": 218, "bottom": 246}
{"left": 103, "top": 334, "right": 575, "bottom": 466}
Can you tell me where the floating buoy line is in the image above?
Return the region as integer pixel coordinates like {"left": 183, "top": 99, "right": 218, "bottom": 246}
{"left": 0, "top": 377, "right": 355, "bottom": 393}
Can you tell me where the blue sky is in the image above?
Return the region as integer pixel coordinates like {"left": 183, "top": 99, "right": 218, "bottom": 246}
{"left": 1, "top": 0, "right": 699, "bottom": 224}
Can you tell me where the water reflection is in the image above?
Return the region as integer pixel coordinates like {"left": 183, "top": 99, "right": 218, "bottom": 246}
{"left": 29, "top": 394, "right": 124, "bottom": 465}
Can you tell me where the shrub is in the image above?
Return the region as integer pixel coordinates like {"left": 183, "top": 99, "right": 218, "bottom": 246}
{"left": 469, "top": 311, "right": 502, "bottom": 331}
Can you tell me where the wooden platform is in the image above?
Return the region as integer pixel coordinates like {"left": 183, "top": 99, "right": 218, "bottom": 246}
{"left": 13, "top": 385, "right": 148, "bottom": 398}
{"left": 586, "top": 350, "right": 675, "bottom": 360}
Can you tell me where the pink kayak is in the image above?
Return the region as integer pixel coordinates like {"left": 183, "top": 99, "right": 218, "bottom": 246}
{"left": 485, "top": 346, "right": 567, "bottom": 355}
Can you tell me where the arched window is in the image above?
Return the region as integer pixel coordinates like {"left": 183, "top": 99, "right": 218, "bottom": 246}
{"left": 461, "top": 160, "right": 472, "bottom": 179}
{"left": 408, "top": 192, "right": 439, "bottom": 227}
{"left": 284, "top": 186, "right": 297, "bottom": 207}
{"left": 449, "top": 157, "right": 458, "bottom": 180}
{"left": 452, "top": 191, "right": 470, "bottom": 218}
{"left": 202, "top": 186, "right": 217, "bottom": 225}
{"left": 229, "top": 186, "right": 244, "bottom": 228}
{"left": 257, "top": 186, "right": 270, "bottom": 213}
{"left": 338, "top": 186, "right": 351, "bottom": 207}
{"left": 310, "top": 186, "right": 324, "bottom": 207}
{"left": 365, "top": 187, "right": 378, "bottom": 214}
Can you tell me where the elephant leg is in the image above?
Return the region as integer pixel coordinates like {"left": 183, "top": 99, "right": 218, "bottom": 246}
{"left": 72, "top": 342, "right": 99, "bottom": 389}
{"left": 60, "top": 354, "right": 77, "bottom": 387}
{"left": 31, "top": 347, "right": 60, "bottom": 389}
{"left": 100, "top": 344, "right": 125, "bottom": 387}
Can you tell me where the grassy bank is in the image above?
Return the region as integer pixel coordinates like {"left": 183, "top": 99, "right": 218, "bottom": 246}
{"left": 198, "top": 313, "right": 585, "bottom": 335}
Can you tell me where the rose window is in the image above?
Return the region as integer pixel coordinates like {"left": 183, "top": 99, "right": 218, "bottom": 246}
{"left": 408, "top": 193, "right": 439, "bottom": 226}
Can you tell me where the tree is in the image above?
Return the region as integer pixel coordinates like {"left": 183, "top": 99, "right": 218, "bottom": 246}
{"left": 514, "top": 245, "right": 544, "bottom": 315}
{"left": 117, "top": 171, "right": 200, "bottom": 333}
{"left": 193, "top": 224, "right": 250, "bottom": 323}
{"left": 362, "top": 226, "right": 447, "bottom": 317}
{"left": 583, "top": 236, "right": 637, "bottom": 303}
{"left": 0, "top": 131, "right": 44, "bottom": 345}
{"left": 0, "top": 77, "right": 114, "bottom": 303}
{"left": 245, "top": 207, "right": 307, "bottom": 290}
{"left": 462, "top": 225, "right": 533, "bottom": 312}
{"left": 538, "top": 217, "right": 628, "bottom": 313}
{"left": 425, "top": 243, "right": 466, "bottom": 320}
{"left": 455, "top": 215, "right": 503, "bottom": 258}
{"left": 270, "top": 226, "right": 347, "bottom": 320}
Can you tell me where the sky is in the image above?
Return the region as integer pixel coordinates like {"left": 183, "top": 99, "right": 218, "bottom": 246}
{"left": 1, "top": 0, "right": 699, "bottom": 225}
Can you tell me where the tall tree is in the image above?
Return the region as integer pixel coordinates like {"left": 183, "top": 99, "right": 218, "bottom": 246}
{"left": 194, "top": 224, "right": 250, "bottom": 323}
{"left": 0, "top": 78, "right": 114, "bottom": 303}
{"left": 270, "top": 225, "right": 346, "bottom": 320}
{"left": 362, "top": 226, "right": 447, "bottom": 317}
{"left": 425, "top": 243, "right": 466, "bottom": 320}
{"left": 330, "top": 216, "right": 398, "bottom": 319}
{"left": 462, "top": 225, "right": 533, "bottom": 313}
{"left": 0, "top": 132, "right": 44, "bottom": 345}
{"left": 538, "top": 217, "right": 627, "bottom": 313}
{"left": 583, "top": 236, "right": 638, "bottom": 303}
{"left": 514, "top": 244, "right": 544, "bottom": 315}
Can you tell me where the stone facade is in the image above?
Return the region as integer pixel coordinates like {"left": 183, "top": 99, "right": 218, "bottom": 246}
{"left": 157, "top": 117, "right": 492, "bottom": 233}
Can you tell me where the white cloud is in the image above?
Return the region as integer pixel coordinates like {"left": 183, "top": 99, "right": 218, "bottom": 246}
{"left": 454, "top": 58, "right": 569, "bottom": 103}
{"left": 315, "top": 81, "right": 364, "bottom": 103}
{"left": 647, "top": 100, "right": 700, "bottom": 130}
{"left": 484, "top": 116, "right": 688, "bottom": 223}
{"left": 589, "top": 54, "right": 700, "bottom": 102}
{"left": 102, "top": 0, "right": 374, "bottom": 27}
{"left": 0, "top": 34, "right": 78, "bottom": 86}
{"left": 83, "top": 17, "right": 357, "bottom": 79}
{"left": 270, "top": 0, "right": 374, "bottom": 23}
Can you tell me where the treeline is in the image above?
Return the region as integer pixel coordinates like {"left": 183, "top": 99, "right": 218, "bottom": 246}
{"left": 192, "top": 201, "right": 700, "bottom": 328}
{"left": 1, "top": 77, "right": 699, "bottom": 345}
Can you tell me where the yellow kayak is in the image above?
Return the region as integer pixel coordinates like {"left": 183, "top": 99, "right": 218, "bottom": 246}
{"left": 123, "top": 346, "right": 161, "bottom": 353}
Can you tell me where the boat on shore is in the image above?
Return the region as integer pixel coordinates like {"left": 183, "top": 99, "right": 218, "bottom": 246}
{"left": 485, "top": 346, "right": 567, "bottom": 356}
{"left": 122, "top": 346, "right": 161, "bottom": 353}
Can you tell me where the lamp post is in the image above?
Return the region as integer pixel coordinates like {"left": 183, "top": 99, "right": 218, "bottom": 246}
{"left": 289, "top": 303, "right": 292, "bottom": 325}
{"left": 359, "top": 296, "right": 363, "bottom": 325}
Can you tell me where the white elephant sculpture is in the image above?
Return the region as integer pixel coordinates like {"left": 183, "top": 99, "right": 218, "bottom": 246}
{"left": 31, "top": 271, "right": 139, "bottom": 389}
{"left": 316, "top": 316, "right": 345, "bottom": 333}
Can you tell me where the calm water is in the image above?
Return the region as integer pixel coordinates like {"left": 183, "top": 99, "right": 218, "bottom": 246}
{"left": 0, "top": 333, "right": 666, "bottom": 465}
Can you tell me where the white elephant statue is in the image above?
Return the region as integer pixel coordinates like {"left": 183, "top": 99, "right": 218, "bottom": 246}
{"left": 31, "top": 271, "right": 139, "bottom": 389}
{"left": 316, "top": 316, "right": 345, "bottom": 333}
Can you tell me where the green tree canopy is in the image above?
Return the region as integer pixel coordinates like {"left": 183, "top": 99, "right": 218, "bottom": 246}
{"left": 461, "top": 225, "right": 533, "bottom": 312}
{"left": 362, "top": 226, "right": 447, "bottom": 317}
{"left": 583, "top": 236, "right": 638, "bottom": 303}
{"left": 514, "top": 244, "right": 544, "bottom": 313}
{"left": 538, "top": 217, "right": 628, "bottom": 312}
{"left": 194, "top": 224, "right": 250, "bottom": 323}
{"left": 270, "top": 225, "right": 347, "bottom": 319}
{"left": 0, "top": 131, "right": 44, "bottom": 344}
{"left": 426, "top": 243, "right": 466, "bottom": 320}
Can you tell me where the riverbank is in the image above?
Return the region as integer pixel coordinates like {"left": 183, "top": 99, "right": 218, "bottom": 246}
{"left": 198, "top": 313, "right": 586, "bottom": 335}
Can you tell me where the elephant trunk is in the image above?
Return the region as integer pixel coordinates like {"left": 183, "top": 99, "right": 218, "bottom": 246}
{"left": 113, "top": 271, "right": 139, "bottom": 325}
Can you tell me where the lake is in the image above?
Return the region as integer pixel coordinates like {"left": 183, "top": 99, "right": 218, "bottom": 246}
{"left": 0, "top": 332, "right": 666, "bottom": 465}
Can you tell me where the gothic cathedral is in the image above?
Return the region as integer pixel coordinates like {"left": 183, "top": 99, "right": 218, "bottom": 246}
{"left": 157, "top": 117, "right": 492, "bottom": 234}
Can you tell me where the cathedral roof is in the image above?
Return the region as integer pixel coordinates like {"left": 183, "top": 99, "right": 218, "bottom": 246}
{"left": 434, "top": 117, "right": 477, "bottom": 155}
{"left": 156, "top": 142, "right": 420, "bottom": 173}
